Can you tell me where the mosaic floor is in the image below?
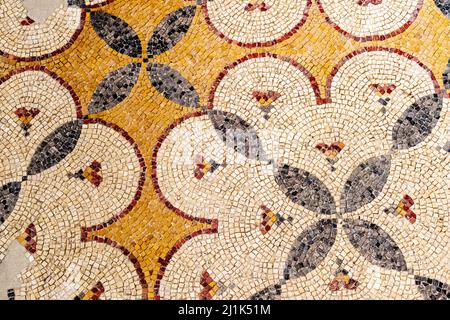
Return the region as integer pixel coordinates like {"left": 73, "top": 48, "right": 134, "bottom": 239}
{"left": 0, "top": 0, "right": 449, "bottom": 301}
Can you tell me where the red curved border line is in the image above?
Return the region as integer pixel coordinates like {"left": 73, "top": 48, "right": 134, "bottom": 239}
{"left": 208, "top": 52, "right": 324, "bottom": 107}
{"left": 80, "top": 118, "right": 146, "bottom": 234}
{"left": 82, "top": 234, "right": 149, "bottom": 300}
{"left": 153, "top": 221, "right": 218, "bottom": 300}
{"left": 0, "top": 65, "right": 83, "bottom": 118}
{"left": 316, "top": 0, "right": 424, "bottom": 42}
{"left": 151, "top": 111, "right": 221, "bottom": 224}
{"left": 202, "top": 0, "right": 312, "bottom": 47}
{"left": 325, "top": 46, "right": 442, "bottom": 101}
{"left": 0, "top": 9, "right": 87, "bottom": 62}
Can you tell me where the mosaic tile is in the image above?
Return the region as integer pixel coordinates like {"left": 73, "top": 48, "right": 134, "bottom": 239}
{"left": 90, "top": 10, "right": 143, "bottom": 58}
{"left": 316, "top": 0, "right": 423, "bottom": 41}
{"left": 341, "top": 155, "right": 391, "bottom": 213}
{"left": 88, "top": 62, "right": 142, "bottom": 114}
{"left": 343, "top": 219, "right": 408, "bottom": 271}
{"left": 392, "top": 93, "right": 443, "bottom": 150}
{"left": 284, "top": 219, "right": 338, "bottom": 279}
{"left": 0, "top": 0, "right": 449, "bottom": 301}
{"left": 415, "top": 275, "right": 450, "bottom": 300}
{"left": 147, "top": 5, "right": 197, "bottom": 57}
{"left": 435, "top": 0, "right": 450, "bottom": 17}
{"left": 147, "top": 62, "right": 199, "bottom": 107}
{"left": 275, "top": 165, "right": 336, "bottom": 215}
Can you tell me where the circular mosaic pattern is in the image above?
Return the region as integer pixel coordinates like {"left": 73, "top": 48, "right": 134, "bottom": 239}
{"left": 0, "top": 68, "right": 146, "bottom": 299}
{"left": 317, "top": 0, "right": 424, "bottom": 40}
{"left": 0, "top": 0, "right": 86, "bottom": 60}
{"left": 0, "top": 0, "right": 449, "bottom": 302}
{"left": 203, "top": 0, "right": 311, "bottom": 46}
{"left": 155, "top": 49, "right": 449, "bottom": 300}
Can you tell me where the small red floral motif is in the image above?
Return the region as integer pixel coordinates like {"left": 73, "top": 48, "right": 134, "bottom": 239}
{"left": 259, "top": 205, "right": 291, "bottom": 234}
{"left": 15, "top": 107, "right": 40, "bottom": 123}
{"left": 396, "top": 194, "right": 416, "bottom": 224}
{"left": 356, "top": 0, "right": 383, "bottom": 6}
{"left": 20, "top": 16, "right": 35, "bottom": 26}
{"left": 259, "top": 205, "right": 277, "bottom": 234}
{"left": 369, "top": 83, "right": 397, "bottom": 96}
{"left": 329, "top": 270, "right": 359, "bottom": 291}
{"left": 315, "top": 142, "right": 345, "bottom": 159}
{"left": 252, "top": 90, "right": 281, "bottom": 107}
{"left": 17, "top": 223, "right": 37, "bottom": 254}
{"left": 15, "top": 107, "right": 40, "bottom": 136}
{"left": 245, "top": 1, "right": 271, "bottom": 12}
{"left": 71, "top": 161, "right": 103, "bottom": 187}
{"left": 82, "top": 161, "right": 103, "bottom": 187}
{"left": 199, "top": 271, "right": 220, "bottom": 300}
{"left": 193, "top": 155, "right": 221, "bottom": 180}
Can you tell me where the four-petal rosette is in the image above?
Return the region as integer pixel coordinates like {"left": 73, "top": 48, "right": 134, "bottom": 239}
{"left": 87, "top": 5, "right": 200, "bottom": 114}
{"left": 154, "top": 49, "right": 449, "bottom": 300}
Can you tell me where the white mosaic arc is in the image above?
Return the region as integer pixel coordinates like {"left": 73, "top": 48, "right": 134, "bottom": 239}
{"left": 13, "top": 240, "right": 141, "bottom": 299}
{"left": 205, "top": 0, "right": 310, "bottom": 44}
{"left": 0, "top": 68, "right": 144, "bottom": 300}
{"left": 157, "top": 50, "right": 443, "bottom": 219}
{"left": 211, "top": 55, "right": 317, "bottom": 132}
{"left": 329, "top": 50, "right": 436, "bottom": 107}
{"left": 0, "top": 121, "right": 143, "bottom": 255}
{"left": 0, "top": 70, "right": 78, "bottom": 183}
{"left": 31, "top": 122, "right": 142, "bottom": 224}
{"left": 156, "top": 115, "right": 261, "bottom": 220}
{"left": 0, "top": 197, "right": 142, "bottom": 299}
{"left": 0, "top": 0, "right": 82, "bottom": 58}
{"left": 159, "top": 217, "right": 420, "bottom": 299}
{"left": 318, "top": 0, "right": 421, "bottom": 38}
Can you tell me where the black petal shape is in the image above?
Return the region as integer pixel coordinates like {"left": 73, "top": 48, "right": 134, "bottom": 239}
{"left": 434, "top": 0, "right": 450, "bottom": 18}
{"left": 250, "top": 283, "right": 283, "bottom": 300}
{"left": 392, "top": 93, "right": 443, "bottom": 150}
{"left": 88, "top": 63, "right": 141, "bottom": 114}
{"left": 208, "top": 110, "right": 267, "bottom": 161}
{"left": 415, "top": 275, "right": 450, "bottom": 300}
{"left": 275, "top": 165, "right": 336, "bottom": 214}
{"left": 343, "top": 219, "right": 407, "bottom": 271}
{"left": 0, "top": 182, "right": 22, "bottom": 225}
{"left": 90, "top": 11, "right": 142, "bottom": 57}
{"left": 147, "top": 62, "right": 199, "bottom": 107}
{"left": 147, "top": 5, "right": 196, "bottom": 57}
{"left": 27, "top": 121, "right": 82, "bottom": 176}
{"left": 341, "top": 155, "right": 391, "bottom": 213}
{"left": 67, "top": 0, "right": 84, "bottom": 7}
{"left": 284, "top": 219, "right": 337, "bottom": 280}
